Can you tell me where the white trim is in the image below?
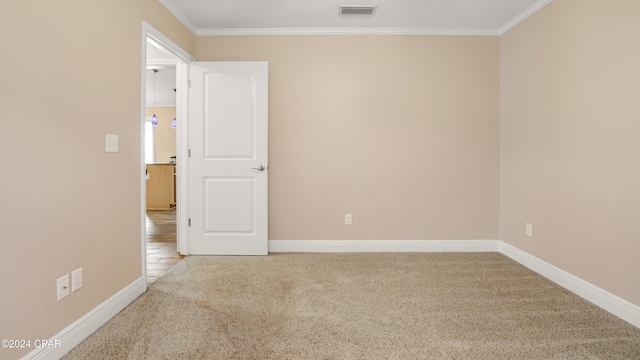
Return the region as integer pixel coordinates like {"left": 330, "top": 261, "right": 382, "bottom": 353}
{"left": 269, "top": 240, "right": 500, "bottom": 253}
{"left": 144, "top": 22, "right": 196, "bottom": 63}
{"left": 175, "top": 61, "right": 190, "bottom": 255}
{"left": 147, "top": 59, "right": 180, "bottom": 68}
{"left": 157, "top": 0, "right": 550, "bottom": 37}
{"left": 269, "top": 239, "right": 640, "bottom": 328}
{"left": 157, "top": 0, "right": 198, "bottom": 34}
{"left": 140, "top": 24, "right": 150, "bottom": 291}
{"left": 196, "top": 27, "right": 499, "bottom": 36}
{"left": 498, "top": 0, "right": 552, "bottom": 35}
{"left": 22, "top": 240, "right": 638, "bottom": 359}
{"left": 499, "top": 241, "right": 640, "bottom": 328}
{"left": 21, "top": 277, "right": 145, "bottom": 360}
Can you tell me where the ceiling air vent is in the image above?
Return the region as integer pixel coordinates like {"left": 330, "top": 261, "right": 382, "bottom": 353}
{"left": 339, "top": 5, "right": 377, "bottom": 16}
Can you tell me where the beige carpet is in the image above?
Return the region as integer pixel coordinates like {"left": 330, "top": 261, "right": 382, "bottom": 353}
{"left": 64, "top": 253, "right": 640, "bottom": 359}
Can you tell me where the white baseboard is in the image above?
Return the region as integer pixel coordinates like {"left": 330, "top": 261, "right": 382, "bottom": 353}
{"left": 269, "top": 239, "right": 501, "bottom": 253}
{"left": 270, "top": 239, "right": 640, "bottom": 329}
{"left": 22, "top": 276, "right": 146, "bottom": 360}
{"left": 22, "top": 239, "right": 640, "bottom": 360}
{"left": 499, "top": 241, "right": 640, "bottom": 328}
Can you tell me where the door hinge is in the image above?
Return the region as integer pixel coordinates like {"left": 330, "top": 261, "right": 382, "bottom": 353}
{"left": 188, "top": 218, "right": 191, "bottom": 227}
{"left": 188, "top": 79, "right": 192, "bottom": 88}
{"left": 188, "top": 149, "right": 191, "bottom": 157}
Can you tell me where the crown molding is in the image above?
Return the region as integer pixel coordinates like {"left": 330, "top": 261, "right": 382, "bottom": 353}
{"left": 159, "top": 0, "right": 551, "bottom": 37}
{"left": 498, "top": 0, "right": 552, "bottom": 35}
{"left": 157, "top": 0, "right": 198, "bottom": 34}
{"left": 196, "top": 27, "right": 499, "bottom": 36}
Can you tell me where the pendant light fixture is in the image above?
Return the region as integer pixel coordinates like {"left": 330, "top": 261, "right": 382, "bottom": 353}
{"left": 151, "top": 69, "right": 159, "bottom": 126}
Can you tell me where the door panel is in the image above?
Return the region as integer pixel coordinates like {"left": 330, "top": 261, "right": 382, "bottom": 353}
{"left": 204, "top": 73, "right": 255, "bottom": 158}
{"left": 204, "top": 177, "right": 254, "bottom": 234}
{"left": 188, "top": 62, "right": 268, "bottom": 255}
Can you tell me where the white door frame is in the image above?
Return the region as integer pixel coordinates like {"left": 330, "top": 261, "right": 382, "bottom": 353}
{"left": 141, "top": 22, "right": 195, "bottom": 289}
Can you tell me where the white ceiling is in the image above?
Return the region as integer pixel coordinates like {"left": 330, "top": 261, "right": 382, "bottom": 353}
{"left": 158, "top": 0, "right": 551, "bottom": 35}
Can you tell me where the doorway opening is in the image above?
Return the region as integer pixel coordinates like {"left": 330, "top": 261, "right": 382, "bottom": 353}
{"left": 146, "top": 44, "right": 180, "bottom": 284}
{"left": 141, "top": 22, "right": 194, "bottom": 287}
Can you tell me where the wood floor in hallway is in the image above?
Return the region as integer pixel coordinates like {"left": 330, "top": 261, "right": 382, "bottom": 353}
{"left": 146, "top": 209, "right": 182, "bottom": 284}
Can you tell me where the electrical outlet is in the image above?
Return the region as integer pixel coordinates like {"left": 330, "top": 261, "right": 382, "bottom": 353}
{"left": 57, "top": 275, "right": 70, "bottom": 301}
{"left": 71, "top": 268, "right": 83, "bottom": 292}
{"left": 526, "top": 223, "right": 533, "bottom": 237}
{"left": 345, "top": 214, "right": 352, "bottom": 225}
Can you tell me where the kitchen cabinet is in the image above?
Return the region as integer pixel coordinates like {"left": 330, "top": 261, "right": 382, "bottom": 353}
{"left": 146, "top": 164, "right": 176, "bottom": 210}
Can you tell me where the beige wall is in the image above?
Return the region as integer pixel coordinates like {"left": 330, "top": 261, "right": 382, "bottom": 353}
{"left": 0, "top": 0, "right": 194, "bottom": 358}
{"left": 147, "top": 106, "right": 177, "bottom": 163}
{"left": 500, "top": 0, "right": 640, "bottom": 306}
{"left": 4, "top": 0, "right": 637, "bottom": 357}
{"left": 197, "top": 35, "right": 500, "bottom": 240}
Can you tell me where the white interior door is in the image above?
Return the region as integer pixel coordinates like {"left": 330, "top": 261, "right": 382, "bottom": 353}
{"left": 188, "top": 61, "right": 268, "bottom": 255}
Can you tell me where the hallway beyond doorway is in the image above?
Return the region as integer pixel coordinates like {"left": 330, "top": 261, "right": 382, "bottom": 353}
{"left": 146, "top": 209, "right": 182, "bottom": 284}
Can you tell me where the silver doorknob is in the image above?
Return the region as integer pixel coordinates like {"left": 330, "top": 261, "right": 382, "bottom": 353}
{"left": 252, "top": 165, "right": 266, "bottom": 171}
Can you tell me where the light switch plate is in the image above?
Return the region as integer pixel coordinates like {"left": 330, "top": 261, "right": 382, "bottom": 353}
{"left": 106, "top": 134, "right": 119, "bottom": 152}
{"left": 71, "top": 268, "right": 83, "bottom": 292}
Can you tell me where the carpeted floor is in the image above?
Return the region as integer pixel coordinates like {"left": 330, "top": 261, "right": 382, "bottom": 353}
{"left": 64, "top": 253, "right": 640, "bottom": 359}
